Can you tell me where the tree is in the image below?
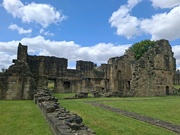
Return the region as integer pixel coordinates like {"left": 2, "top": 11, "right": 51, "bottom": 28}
{"left": 130, "top": 40, "right": 156, "bottom": 60}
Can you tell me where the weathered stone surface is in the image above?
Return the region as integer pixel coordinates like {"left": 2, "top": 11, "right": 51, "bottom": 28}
{"left": 130, "top": 40, "right": 176, "bottom": 96}
{"left": 175, "top": 70, "right": 180, "bottom": 85}
{"left": 0, "top": 43, "right": 36, "bottom": 99}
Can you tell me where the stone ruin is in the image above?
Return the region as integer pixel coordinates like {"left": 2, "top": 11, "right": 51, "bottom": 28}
{"left": 0, "top": 39, "right": 177, "bottom": 99}
{"left": 34, "top": 91, "right": 95, "bottom": 135}
{"left": 175, "top": 70, "right": 180, "bottom": 85}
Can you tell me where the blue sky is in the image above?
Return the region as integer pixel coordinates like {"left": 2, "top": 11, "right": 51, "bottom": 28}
{"left": 0, "top": 0, "right": 180, "bottom": 69}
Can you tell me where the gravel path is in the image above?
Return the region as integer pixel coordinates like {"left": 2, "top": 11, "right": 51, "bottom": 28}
{"left": 87, "top": 101, "right": 180, "bottom": 134}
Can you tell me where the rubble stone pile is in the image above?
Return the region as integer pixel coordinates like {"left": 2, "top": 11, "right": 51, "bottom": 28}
{"left": 35, "top": 91, "right": 95, "bottom": 135}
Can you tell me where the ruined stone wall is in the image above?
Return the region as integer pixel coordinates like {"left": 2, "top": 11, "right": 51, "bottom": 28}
{"left": 34, "top": 91, "right": 95, "bottom": 135}
{"left": 27, "top": 58, "right": 100, "bottom": 93}
{"left": 0, "top": 76, "right": 7, "bottom": 99}
{"left": 17, "top": 43, "right": 28, "bottom": 62}
{"left": 0, "top": 39, "right": 176, "bottom": 99}
{"left": 0, "top": 43, "right": 36, "bottom": 99}
{"left": 105, "top": 39, "right": 176, "bottom": 97}
{"left": 96, "top": 64, "right": 110, "bottom": 92}
{"left": 76, "top": 60, "right": 95, "bottom": 78}
{"left": 28, "top": 56, "right": 68, "bottom": 77}
{"left": 55, "top": 78, "right": 81, "bottom": 93}
{"left": 175, "top": 70, "right": 180, "bottom": 85}
{"left": 97, "top": 64, "right": 110, "bottom": 79}
{"left": 107, "top": 51, "right": 135, "bottom": 96}
{"left": 131, "top": 39, "right": 176, "bottom": 96}
{"left": 0, "top": 61, "right": 36, "bottom": 99}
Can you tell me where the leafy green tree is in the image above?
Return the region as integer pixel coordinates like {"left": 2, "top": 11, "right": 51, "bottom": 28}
{"left": 131, "top": 40, "right": 156, "bottom": 60}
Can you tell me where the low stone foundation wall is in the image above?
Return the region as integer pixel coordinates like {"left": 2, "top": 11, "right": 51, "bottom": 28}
{"left": 34, "top": 91, "right": 95, "bottom": 135}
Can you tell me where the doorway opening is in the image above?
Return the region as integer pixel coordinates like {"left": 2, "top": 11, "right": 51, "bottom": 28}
{"left": 63, "top": 81, "right": 71, "bottom": 89}
{"left": 127, "top": 81, "right": 130, "bottom": 90}
{"left": 166, "top": 86, "right": 170, "bottom": 95}
{"left": 48, "top": 79, "right": 55, "bottom": 92}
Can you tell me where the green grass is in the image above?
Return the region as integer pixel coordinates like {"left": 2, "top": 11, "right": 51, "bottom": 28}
{"left": 101, "top": 96, "right": 180, "bottom": 125}
{"left": 48, "top": 80, "right": 55, "bottom": 90}
{"left": 54, "top": 93, "right": 178, "bottom": 135}
{"left": 174, "top": 85, "right": 180, "bottom": 89}
{"left": 0, "top": 100, "right": 53, "bottom": 135}
{"left": 1, "top": 94, "right": 179, "bottom": 135}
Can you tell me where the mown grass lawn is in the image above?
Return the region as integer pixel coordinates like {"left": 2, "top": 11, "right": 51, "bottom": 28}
{"left": 54, "top": 93, "right": 178, "bottom": 135}
{"left": 101, "top": 96, "right": 180, "bottom": 125}
{"left": 0, "top": 100, "right": 53, "bottom": 135}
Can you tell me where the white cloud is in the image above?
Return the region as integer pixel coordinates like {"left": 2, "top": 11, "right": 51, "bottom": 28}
{"left": 150, "top": 0, "right": 180, "bottom": 8}
{"left": 2, "top": 0, "right": 66, "bottom": 28}
{"left": 39, "top": 29, "right": 54, "bottom": 36}
{"left": 0, "top": 52, "right": 16, "bottom": 70}
{"left": 109, "top": 0, "right": 142, "bottom": 39}
{"left": 0, "top": 41, "right": 18, "bottom": 69}
{"left": 109, "top": 0, "right": 180, "bottom": 41}
{"left": 140, "top": 5, "right": 180, "bottom": 41}
{"left": 0, "top": 36, "right": 180, "bottom": 70}
{"left": 2, "top": 0, "right": 23, "bottom": 18}
{"left": 128, "top": 0, "right": 142, "bottom": 8}
{"left": 44, "top": 31, "right": 54, "bottom": 36}
{"left": 8, "top": 24, "right": 32, "bottom": 34}
{"left": 0, "top": 36, "right": 130, "bottom": 69}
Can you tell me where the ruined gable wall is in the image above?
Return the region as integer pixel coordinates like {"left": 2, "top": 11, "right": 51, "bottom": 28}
{"left": 0, "top": 61, "right": 36, "bottom": 99}
{"left": 0, "top": 43, "right": 36, "bottom": 99}
{"left": 107, "top": 49, "right": 135, "bottom": 96}
{"left": 131, "top": 39, "right": 176, "bottom": 96}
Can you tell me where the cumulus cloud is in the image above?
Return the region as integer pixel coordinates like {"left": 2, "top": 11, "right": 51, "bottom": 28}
{"left": 2, "top": 0, "right": 66, "bottom": 28}
{"left": 150, "top": 0, "right": 180, "bottom": 8}
{"left": 0, "top": 36, "right": 131, "bottom": 69}
{"left": 109, "top": 0, "right": 180, "bottom": 41}
{"left": 140, "top": 5, "right": 180, "bottom": 41}
{"left": 0, "top": 41, "right": 18, "bottom": 69}
{"left": 0, "top": 36, "right": 180, "bottom": 70}
{"left": 109, "top": 0, "right": 142, "bottom": 39}
{"left": 8, "top": 24, "right": 32, "bottom": 34}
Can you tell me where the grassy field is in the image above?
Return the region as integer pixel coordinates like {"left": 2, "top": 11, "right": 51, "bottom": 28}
{"left": 101, "top": 96, "right": 180, "bottom": 125}
{"left": 0, "top": 100, "right": 53, "bottom": 135}
{"left": 0, "top": 93, "right": 179, "bottom": 135}
{"left": 54, "top": 93, "right": 180, "bottom": 135}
